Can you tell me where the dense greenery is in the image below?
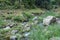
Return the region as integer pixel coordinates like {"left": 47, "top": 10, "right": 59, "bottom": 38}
{"left": 0, "top": 0, "right": 60, "bottom": 9}
{"left": 0, "top": 0, "right": 60, "bottom": 40}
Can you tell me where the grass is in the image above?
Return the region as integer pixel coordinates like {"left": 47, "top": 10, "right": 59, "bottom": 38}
{"left": 0, "top": 19, "right": 8, "bottom": 28}
{"left": 29, "top": 11, "right": 60, "bottom": 40}
{"left": 29, "top": 24, "right": 60, "bottom": 40}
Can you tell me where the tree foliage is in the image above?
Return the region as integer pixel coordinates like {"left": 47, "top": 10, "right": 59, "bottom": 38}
{"left": 0, "top": 0, "right": 60, "bottom": 9}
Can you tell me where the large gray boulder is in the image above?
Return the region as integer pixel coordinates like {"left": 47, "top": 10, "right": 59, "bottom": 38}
{"left": 43, "top": 16, "right": 56, "bottom": 26}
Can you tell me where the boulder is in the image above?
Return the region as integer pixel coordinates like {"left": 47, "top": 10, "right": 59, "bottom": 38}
{"left": 43, "top": 16, "right": 56, "bottom": 26}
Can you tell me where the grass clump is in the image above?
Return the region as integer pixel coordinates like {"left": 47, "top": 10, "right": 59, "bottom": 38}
{"left": 0, "top": 29, "right": 11, "bottom": 40}
{"left": 29, "top": 25, "right": 48, "bottom": 40}
{"left": 0, "top": 19, "right": 7, "bottom": 28}
{"left": 13, "top": 15, "right": 27, "bottom": 22}
{"left": 29, "top": 23, "right": 60, "bottom": 40}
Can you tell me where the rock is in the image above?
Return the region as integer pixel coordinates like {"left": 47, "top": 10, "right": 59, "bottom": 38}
{"left": 43, "top": 16, "right": 56, "bottom": 26}
{"left": 22, "top": 22, "right": 27, "bottom": 26}
{"left": 6, "top": 23, "right": 17, "bottom": 28}
{"left": 4, "top": 26, "right": 10, "bottom": 30}
{"left": 32, "top": 16, "right": 39, "bottom": 24}
{"left": 56, "top": 18, "right": 60, "bottom": 24}
{"left": 23, "top": 24, "right": 31, "bottom": 32}
{"left": 8, "top": 23, "right": 16, "bottom": 28}
{"left": 32, "top": 16, "right": 38, "bottom": 21}
{"left": 23, "top": 32, "right": 30, "bottom": 37}
{"left": 3, "top": 23, "right": 16, "bottom": 30}
{"left": 11, "top": 30, "right": 18, "bottom": 35}
{"left": 10, "top": 36, "right": 17, "bottom": 40}
{"left": 50, "top": 37, "right": 60, "bottom": 40}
